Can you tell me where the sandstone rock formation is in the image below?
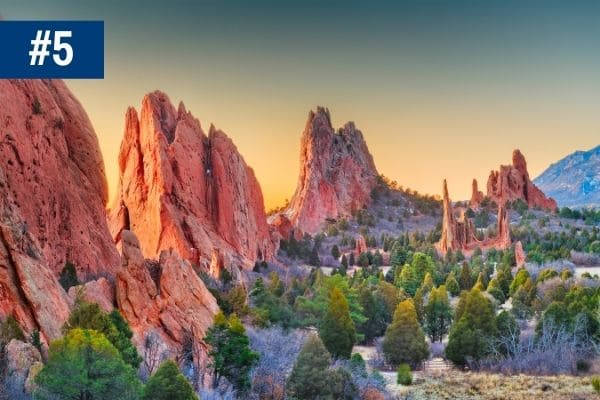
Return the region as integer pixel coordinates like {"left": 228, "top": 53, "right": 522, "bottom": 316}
{"left": 1, "top": 154, "right": 71, "bottom": 344}
{"left": 437, "top": 180, "right": 511, "bottom": 256}
{"left": 470, "top": 178, "right": 485, "bottom": 208}
{"left": 115, "top": 230, "right": 219, "bottom": 367}
{"left": 355, "top": 234, "right": 368, "bottom": 255}
{"left": 67, "top": 277, "right": 114, "bottom": 313}
{"left": 269, "top": 213, "right": 302, "bottom": 242}
{"left": 3, "top": 339, "right": 43, "bottom": 397}
{"left": 486, "top": 150, "right": 557, "bottom": 211}
{"left": 515, "top": 241, "right": 526, "bottom": 268}
{"left": 0, "top": 80, "right": 119, "bottom": 278}
{"left": 280, "top": 107, "right": 378, "bottom": 235}
{"left": 108, "top": 91, "right": 275, "bottom": 270}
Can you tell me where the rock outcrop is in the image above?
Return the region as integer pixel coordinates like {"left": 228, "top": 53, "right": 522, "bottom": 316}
{"left": 0, "top": 80, "right": 119, "bottom": 278}
{"left": 437, "top": 180, "right": 511, "bottom": 256}
{"left": 3, "top": 339, "right": 43, "bottom": 397}
{"left": 486, "top": 150, "right": 557, "bottom": 211}
{"left": 115, "top": 230, "right": 218, "bottom": 366}
{"left": 470, "top": 179, "right": 485, "bottom": 208}
{"left": 280, "top": 107, "right": 378, "bottom": 235}
{"left": 108, "top": 91, "right": 275, "bottom": 270}
{"left": 515, "top": 241, "right": 526, "bottom": 268}
{"left": 0, "top": 80, "right": 120, "bottom": 342}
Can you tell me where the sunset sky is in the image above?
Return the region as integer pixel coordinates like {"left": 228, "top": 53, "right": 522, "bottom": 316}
{"left": 3, "top": 1, "right": 600, "bottom": 209}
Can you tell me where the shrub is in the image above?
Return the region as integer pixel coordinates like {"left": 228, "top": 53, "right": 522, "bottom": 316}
{"left": 59, "top": 261, "right": 79, "bottom": 291}
{"left": 592, "top": 376, "right": 600, "bottom": 394}
{"left": 396, "top": 363, "right": 412, "bottom": 385}
{"left": 35, "top": 329, "right": 142, "bottom": 399}
{"left": 0, "top": 315, "right": 25, "bottom": 345}
{"left": 143, "top": 360, "right": 198, "bottom": 400}
{"left": 32, "top": 97, "right": 42, "bottom": 115}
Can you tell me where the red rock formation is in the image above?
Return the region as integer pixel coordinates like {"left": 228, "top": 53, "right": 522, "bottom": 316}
{"left": 108, "top": 91, "right": 275, "bottom": 270}
{"left": 470, "top": 178, "right": 484, "bottom": 208}
{"left": 439, "top": 180, "right": 477, "bottom": 254}
{"left": 115, "top": 230, "right": 218, "bottom": 365}
{"left": 437, "top": 180, "right": 511, "bottom": 256}
{"left": 67, "top": 277, "right": 114, "bottom": 313}
{"left": 355, "top": 234, "right": 368, "bottom": 255}
{"left": 515, "top": 241, "right": 526, "bottom": 268}
{"left": 282, "top": 107, "right": 378, "bottom": 235}
{"left": 269, "top": 213, "right": 302, "bottom": 242}
{"left": 0, "top": 80, "right": 119, "bottom": 278}
{"left": 209, "top": 248, "right": 224, "bottom": 280}
{"left": 0, "top": 169, "right": 71, "bottom": 342}
{"left": 0, "top": 80, "right": 118, "bottom": 343}
{"left": 486, "top": 150, "right": 557, "bottom": 211}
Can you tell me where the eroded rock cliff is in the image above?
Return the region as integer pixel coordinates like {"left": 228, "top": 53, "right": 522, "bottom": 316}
{"left": 281, "top": 107, "right": 378, "bottom": 235}
{"left": 108, "top": 91, "right": 275, "bottom": 269}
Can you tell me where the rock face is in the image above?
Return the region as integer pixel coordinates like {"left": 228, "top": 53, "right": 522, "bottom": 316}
{"left": 355, "top": 234, "right": 368, "bottom": 255}
{"left": 486, "top": 150, "right": 557, "bottom": 211}
{"left": 108, "top": 91, "right": 275, "bottom": 269}
{"left": 115, "top": 230, "right": 218, "bottom": 366}
{"left": 515, "top": 241, "right": 526, "bottom": 268}
{"left": 470, "top": 179, "right": 485, "bottom": 208}
{"left": 534, "top": 145, "right": 600, "bottom": 208}
{"left": 0, "top": 80, "right": 119, "bottom": 278}
{"left": 437, "top": 180, "right": 511, "bottom": 256}
{"left": 4, "top": 339, "right": 43, "bottom": 397}
{"left": 67, "top": 277, "right": 114, "bottom": 313}
{"left": 0, "top": 80, "right": 120, "bottom": 342}
{"left": 281, "top": 107, "right": 378, "bottom": 235}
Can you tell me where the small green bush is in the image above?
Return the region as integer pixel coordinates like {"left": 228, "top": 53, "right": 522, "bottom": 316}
{"left": 576, "top": 359, "right": 590, "bottom": 373}
{"left": 397, "top": 363, "right": 412, "bottom": 385}
{"left": 592, "top": 376, "right": 600, "bottom": 394}
{"left": 0, "top": 315, "right": 25, "bottom": 344}
{"left": 59, "top": 261, "right": 79, "bottom": 291}
{"left": 32, "top": 97, "right": 42, "bottom": 115}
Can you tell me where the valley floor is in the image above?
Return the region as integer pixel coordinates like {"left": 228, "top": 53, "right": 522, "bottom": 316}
{"left": 353, "top": 345, "right": 599, "bottom": 400}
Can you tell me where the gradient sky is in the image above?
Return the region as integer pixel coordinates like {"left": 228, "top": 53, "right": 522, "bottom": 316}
{"left": 3, "top": 1, "right": 600, "bottom": 208}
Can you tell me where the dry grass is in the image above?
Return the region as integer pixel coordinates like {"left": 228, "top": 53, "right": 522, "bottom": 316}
{"left": 394, "top": 372, "right": 599, "bottom": 400}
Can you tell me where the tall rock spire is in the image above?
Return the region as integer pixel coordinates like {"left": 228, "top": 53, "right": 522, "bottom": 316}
{"left": 280, "top": 107, "right": 379, "bottom": 235}
{"left": 108, "top": 91, "right": 275, "bottom": 269}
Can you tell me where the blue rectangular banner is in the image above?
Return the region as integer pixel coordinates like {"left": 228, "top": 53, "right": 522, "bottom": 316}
{"left": 0, "top": 21, "right": 104, "bottom": 78}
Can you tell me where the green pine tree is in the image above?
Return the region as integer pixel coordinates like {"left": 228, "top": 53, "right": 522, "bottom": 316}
{"left": 319, "top": 287, "right": 356, "bottom": 358}
{"left": 382, "top": 299, "right": 429, "bottom": 367}
{"left": 143, "top": 360, "right": 198, "bottom": 400}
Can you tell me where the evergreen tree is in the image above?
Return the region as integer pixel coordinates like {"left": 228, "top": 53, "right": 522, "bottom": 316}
{"left": 340, "top": 254, "right": 348, "bottom": 268}
{"left": 473, "top": 272, "right": 486, "bottom": 291}
{"left": 509, "top": 268, "right": 530, "bottom": 296}
{"left": 331, "top": 245, "right": 341, "bottom": 259}
{"left": 446, "top": 288, "right": 497, "bottom": 366}
{"left": 59, "top": 261, "right": 79, "bottom": 291}
{"left": 413, "top": 287, "right": 425, "bottom": 325}
{"left": 390, "top": 242, "right": 408, "bottom": 268}
{"left": 319, "top": 287, "right": 356, "bottom": 358}
{"left": 286, "top": 335, "right": 332, "bottom": 399}
{"left": 204, "top": 312, "right": 259, "bottom": 393}
{"left": 357, "top": 286, "right": 387, "bottom": 343}
{"left": 143, "top": 360, "right": 198, "bottom": 400}
{"left": 64, "top": 300, "right": 141, "bottom": 368}
{"left": 35, "top": 329, "right": 142, "bottom": 400}
{"left": 445, "top": 272, "right": 460, "bottom": 296}
{"left": 421, "top": 272, "right": 434, "bottom": 294}
{"left": 382, "top": 300, "right": 429, "bottom": 367}
{"left": 348, "top": 252, "right": 355, "bottom": 267}
{"left": 459, "top": 262, "right": 472, "bottom": 291}
{"left": 0, "top": 315, "right": 25, "bottom": 345}
{"left": 268, "top": 272, "right": 285, "bottom": 297}
{"left": 424, "top": 285, "right": 452, "bottom": 342}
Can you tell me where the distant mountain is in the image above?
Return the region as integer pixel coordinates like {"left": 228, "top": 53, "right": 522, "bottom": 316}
{"left": 534, "top": 145, "right": 600, "bottom": 209}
